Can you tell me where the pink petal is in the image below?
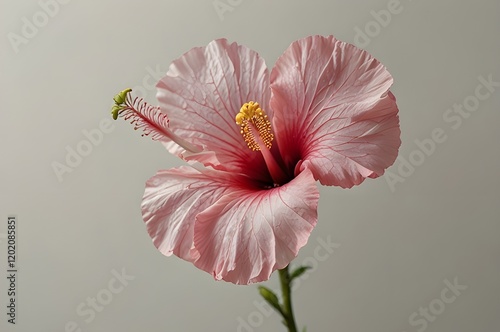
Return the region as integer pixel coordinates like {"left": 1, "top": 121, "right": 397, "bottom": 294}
{"left": 193, "top": 168, "right": 319, "bottom": 285}
{"left": 156, "top": 39, "right": 272, "bottom": 181}
{"left": 270, "top": 35, "right": 401, "bottom": 188}
{"left": 141, "top": 166, "right": 232, "bottom": 262}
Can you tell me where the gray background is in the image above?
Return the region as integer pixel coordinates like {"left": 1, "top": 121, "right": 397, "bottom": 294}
{"left": 1, "top": 0, "right": 499, "bottom": 331}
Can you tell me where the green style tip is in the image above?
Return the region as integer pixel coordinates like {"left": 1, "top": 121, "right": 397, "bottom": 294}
{"left": 111, "top": 105, "right": 125, "bottom": 120}
{"left": 113, "top": 88, "right": 132, "bottom": 105}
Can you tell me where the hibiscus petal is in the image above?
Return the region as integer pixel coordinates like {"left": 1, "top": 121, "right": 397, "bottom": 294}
{"left": 193, "top": 168, "right": 319, "bottom": 285}
{"left": 156, "top": 39, "right": 272, "bottom": 181}
{"left": 141, "top": 166, "right": 232, "bottom": 262}
{"left": 270, "top": 35, "right": 401, "bottom": 188}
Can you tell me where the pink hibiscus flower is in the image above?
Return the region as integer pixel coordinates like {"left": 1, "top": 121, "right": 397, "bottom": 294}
{"left": 114, "top": 35, "right": 400, "bottom": 285}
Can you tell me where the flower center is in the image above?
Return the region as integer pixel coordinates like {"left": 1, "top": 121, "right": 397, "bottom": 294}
{"left": 235, "top": 101, "right": 273, "bottom": 151}
{"left": 235, "top": 101, "right": 289, "bottom": 185}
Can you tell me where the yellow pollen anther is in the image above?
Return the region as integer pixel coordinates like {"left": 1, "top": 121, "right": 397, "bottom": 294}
{"left": 235, "top": 101, "right": 273, "bottom": 151}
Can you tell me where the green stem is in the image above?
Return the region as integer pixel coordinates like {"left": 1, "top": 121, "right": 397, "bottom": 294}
{"left": 278, "top": 265, "right": 298, "bottom": 332}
